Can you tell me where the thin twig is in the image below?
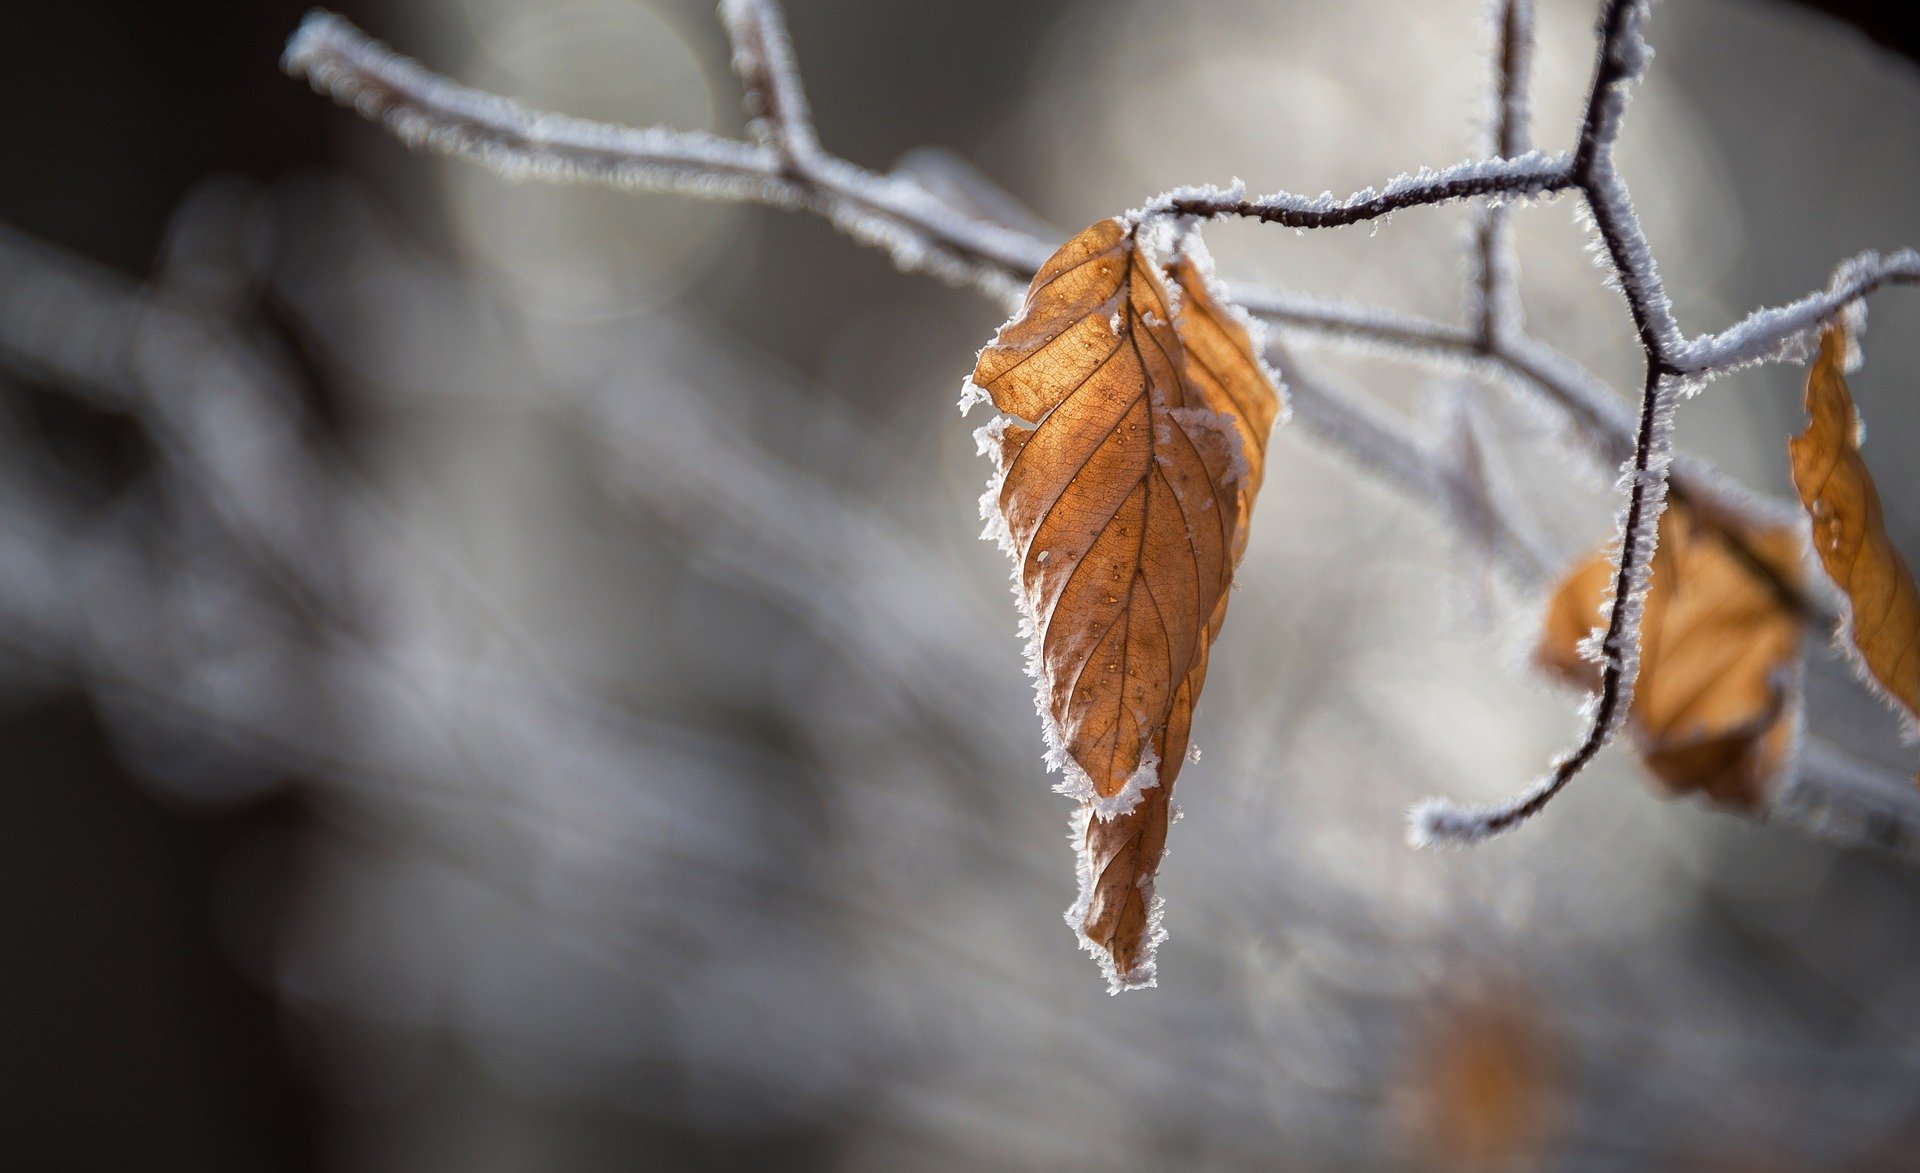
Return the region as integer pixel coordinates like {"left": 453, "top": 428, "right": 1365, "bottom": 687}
{"left": 1570, "top": 0, "right": 1683, "bottom": 366}
{"left": 282, "top": 11, "right": 1045, "bottom": 300}
{"left": 1278, "top": 350, "right": 1554, "bottom": 587}
{"left": 1412, "top": 362, "right": 1677, "bottom": 843}
{"left": 1470, "top": 0, "right": 1534, "bottom": 347}
{"left": 1147, "top": 153, "right": 1573, "bottom": 229}
{"left": 1417, "top": 0, "right": 1686, "bottom": 841}
{"left": 1676, "top": 248, "right": 1920, "bottom": 374}
{"left": 719, "top": 0, "right": 822, "bottom": 163}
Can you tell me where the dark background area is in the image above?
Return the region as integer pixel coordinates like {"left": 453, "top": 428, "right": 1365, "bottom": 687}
{"left": 2, "top": 2, "right": 338, "bottom": 1167}
{"left": 0, "top": 0, "right": 1048, "bottom": 1166}
{"left": 1, "top": 0, "right": 1916, "bottom": 1168}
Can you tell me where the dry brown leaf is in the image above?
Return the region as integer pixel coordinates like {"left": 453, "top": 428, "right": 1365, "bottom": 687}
{"left": 969, "top": 218, "right": 1279, "bottom": 990}
{"left": 1537, "top": 504, "right": 1804, "bottom": 811}
{"left": 1789, "top": 325, "right": 1920, "bottom": 760}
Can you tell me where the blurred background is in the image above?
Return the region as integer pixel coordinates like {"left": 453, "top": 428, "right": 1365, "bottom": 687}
{"left": 5, "top": 0, "right": 1920, "bottom": 1168}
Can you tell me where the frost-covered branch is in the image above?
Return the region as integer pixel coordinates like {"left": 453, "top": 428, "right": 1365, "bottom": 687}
{"left": 282, "top": 6, "right": 1902, "bottom": 458}
{"left": 283, "top": 14, "right": 804, "bottom": 205}
{"left": 283, "top": 5, "right": 1917, "bottom": 392}
{"left": 1419, "top": 0, "right": 1807, "bottom": 841}
{"left": 1279, "top": 350, "right": 1555, "bottom": 587}
{"left": 1148, "top": 152, "right": 1573, "bottom": 229}
{"left": 1569, "top": 0, "right": 1684, "bottom": 365}
{"left": 1675, "top": 248, "right": 1920, "bottom": 374}
{"left": 1414, "top": 363, "right": 1679, "bottom": 844}
{"left": 1231, "top": 287, "right": 1808, "bottom": 559}
{"left": 283, "top": 11, "right": 1046, "bottom": 300}
{"left": 1490, "top": 0, "right": 1536, "bottom": 165}
{"left": 280, "top": 0, "right": 1920, "bottom": 851}
{"left": 276, "top": 2, "right": 1807, "bottom": 590}
{"left": 1470, "top": 0, "right": 1534, "bottom": 347}
{"left": 278, "top": 6, "right": 1771, "bottom": 587}
{"left": 718, "top": 0, "right": 822, "bottom": 163}
{"left": 1415, "top": 1, "right": 1683, "bottom": 841}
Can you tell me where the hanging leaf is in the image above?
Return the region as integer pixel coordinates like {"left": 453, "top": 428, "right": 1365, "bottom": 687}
{"left": 968, "top": 218, "right": 1280, "bottom": 990}
{"left": 1537, "top": 504, "right": 1805, "bottom": 811}
{"left": 1789, "top": 325, "right": 1920, "bottom": 757}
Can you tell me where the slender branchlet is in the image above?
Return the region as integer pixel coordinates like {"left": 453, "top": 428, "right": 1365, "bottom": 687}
{"left": 1413, "top": 363, "right": 1676, "bottom": 844}
{"left": 281, "top": 13, "right": 804, "bottom": 205}
{"left": 282, "top": 11, "right": 1047, "bottom": 300}
{"left": 1145, "top": 154, "right": 1574, "bottom": 229}
{"left": 281, "top": 0, "right": 1920, "bottom": 848}
{"left": 718, "top": 0, "right": 822, "bottom": 164}
{"left": 1676, "top": 249, "right": 1920, "bottom": 374}
{"left": 1279, "top": 348, "right": 1553, "bottom": 588}
{"left": 1491, "top": 0, "right": 1536, "bottom": 163}
{"left": 279, "top": 3, "right": 1816, "bottom": 611}
{"left": 1571, "top": 1, "right": 1686, "bottom": 367}
{"left": 1469, "top": 0, "right": 1535, "bottom": 348}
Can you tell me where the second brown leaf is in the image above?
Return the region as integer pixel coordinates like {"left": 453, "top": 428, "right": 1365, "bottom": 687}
{"left": 1536, "top": 504, "right": 1805, "bottom": 811}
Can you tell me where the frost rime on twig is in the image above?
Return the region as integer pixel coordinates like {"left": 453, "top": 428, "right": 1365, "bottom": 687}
{"left": 719, "top": 0, "right": 821, "bottom": 162}
{"left": 283, "top": 9, "right": 1045, "bottom": 302}
{"left": 1413, "top": 366, "right": 1680, "bottom": 844}
{"left": 1147, "top": 151, "right": 1574, "bottom": 231}
{"left": 282, "top": 14, "right": 805, "bottom": 206}
{"left": 1469, "top": 0, "right": 1535, "bottom": 348}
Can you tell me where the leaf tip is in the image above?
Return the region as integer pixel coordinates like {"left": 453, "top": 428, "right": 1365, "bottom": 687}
{"left": 1063, "top": 805, "right": 1166, "bottom": 994}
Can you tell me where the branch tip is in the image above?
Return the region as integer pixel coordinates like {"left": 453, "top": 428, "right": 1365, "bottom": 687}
{"left": 1407, "top": 797, "right": 1517, "bottom": 847}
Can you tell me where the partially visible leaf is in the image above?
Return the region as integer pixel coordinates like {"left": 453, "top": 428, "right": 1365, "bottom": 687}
{"left": 1068, "top": 706, "right": 1180, "bottom": 987}
{"left": 1396, "top": 975, "right": 1561, "bottom": 1170}
{"left": 1537, "top": 504, "right": 1804, "bottom": 811}
{"left": 1789, "top": 325, "right": 1920, "bottom": 754}
{"left": 969, "top": 219, "right": 1279, "bottom": 990}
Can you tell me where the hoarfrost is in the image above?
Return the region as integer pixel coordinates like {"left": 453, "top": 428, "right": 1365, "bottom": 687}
{"left": 1064, "top": 805, "right": 1168, "bottom": 995}
{"left": 284, "top": 14, "right": 806, "bottom": 205}
{"left": 1078, "top": 747, "right": 1162, "bottom": 821}
{"left": 1137, "top": 151, "right": 1570, "bottom": 227}
{"left": 957, "top": 377, "right": 991, "bottom": 416}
